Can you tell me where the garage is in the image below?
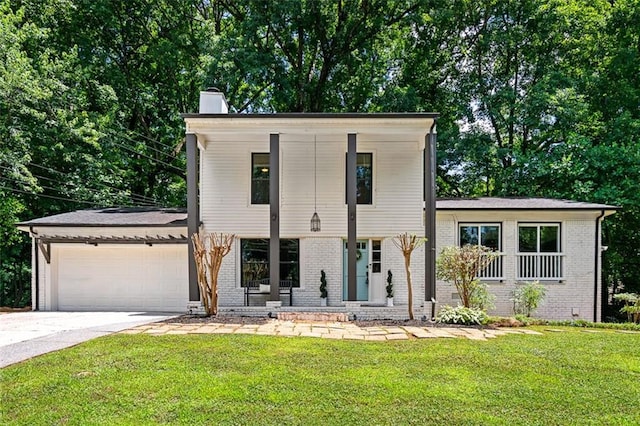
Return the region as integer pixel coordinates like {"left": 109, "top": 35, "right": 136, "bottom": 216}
{"left": 18, "top": 207, "right": 189, "bottom": 312}
{"left": 55, "top": 244, "right": 187, "bottom": 312}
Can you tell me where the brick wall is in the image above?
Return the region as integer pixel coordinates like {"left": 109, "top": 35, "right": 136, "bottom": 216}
{"left": 436, "top": 213, "right": 601, "bottom": 321}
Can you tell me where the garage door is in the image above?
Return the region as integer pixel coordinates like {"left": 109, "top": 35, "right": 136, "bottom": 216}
{"left": 56, "top": 245, "right": 188, "bottom": 312}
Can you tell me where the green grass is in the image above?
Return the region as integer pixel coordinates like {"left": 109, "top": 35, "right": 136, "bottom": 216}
{"left": 2, "top": 327, "right": 639, "bottom": 425}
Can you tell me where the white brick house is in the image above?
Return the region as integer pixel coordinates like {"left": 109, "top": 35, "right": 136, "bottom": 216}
{"left": 17, "top": 91, "right": 617, "bottom": 321}
{"left": 183, "top": 90, "right": 440, "bottom": 317}
{"left": 181, "top": 91, "right": 616, "bottom": 321}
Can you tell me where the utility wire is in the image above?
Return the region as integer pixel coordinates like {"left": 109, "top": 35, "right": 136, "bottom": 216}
{"left": 25, "top": 162, "right": 158, "bottom": 204}
{"left": 0, "top": 176, "right": 156, "bottom": 207}
{"left": 0, "top": 184, "right": 104, "bottom": 207}
{"left": 109, "top": 141, "right": 185, "bottom": 174}
{"left": 112, "top": 127, "right": 184, "bottom": 154}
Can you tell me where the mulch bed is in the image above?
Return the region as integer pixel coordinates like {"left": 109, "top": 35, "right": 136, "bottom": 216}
{"left": 162, "top": 314, "right": 492, "bottom": 329}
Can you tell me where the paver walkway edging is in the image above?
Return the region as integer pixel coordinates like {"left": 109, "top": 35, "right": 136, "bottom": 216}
{"left": 122, "top": 320, "right": 543, "bottom": 341}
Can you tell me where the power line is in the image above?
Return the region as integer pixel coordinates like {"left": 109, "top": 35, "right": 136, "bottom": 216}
{"left": 110, "top": 128, "right": 183, "bottom": 157}
{"left": 114, "top": 124, "right": 183, "bottom": 152}
{"left": 25, "top": 162, "right": 158, "bottom": 204}
{"left": 0, "top": 175, "right": 156, "bottom": 207}
{"left": 0, "top": 184, "right": 103, "bottom": 207}
{"left": 109, "top": 140, "right": 185, "bottom": 174}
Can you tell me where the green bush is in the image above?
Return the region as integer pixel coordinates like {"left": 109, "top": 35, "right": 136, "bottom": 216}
{"left": 469, "top": 282, "right": 495, "bottom": 311}
{"left": 386, "top": 270, "right": 393, "bottom": 298}
{"left": 512, "top": 281, "right": 546, "bottom": 317}
{"left": 613, "top": 293, "right": 640, "bottom": 323}
{"left": 436, "top": 245, "right": 499, "bottom": 308}
{"left": 436, "top": 305, "right": 487, "bottom": 325}
{"left": 319, "top": 270, "right": 328, "bottom": 299}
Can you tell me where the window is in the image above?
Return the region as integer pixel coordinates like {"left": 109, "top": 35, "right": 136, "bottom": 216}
{"left": 459, "top": 224, "right": 501, "bottom": 251}
{"left": 459, "top": 224, "right": 502, "bottom": 279}
{"left": 251, "top": 153, "right": 270, "bottom": 204}
{"left": 372, "top": 240, "right": 381, "bottom": 273}
{"left": 518, "top": 224, "right": 560, "bottom": 253}
{"left": 346, "top": 153, "right": 373, "bottom": 204}
{"left": 241, "top": 239, "right": 299, "bottom": 287}
{"left": 517, "top": 224, "right": 562, "bottom": 280}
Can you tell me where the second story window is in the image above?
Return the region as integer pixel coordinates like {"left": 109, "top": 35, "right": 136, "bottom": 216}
{"left": 251, "top": 153, "right": 270, "bottom": 204}
{"left": 346, "top": 152, "right": 373, "bottom": 205}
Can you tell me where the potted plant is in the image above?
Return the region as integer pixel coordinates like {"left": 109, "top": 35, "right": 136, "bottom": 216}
{"left": 386, "top": 270, "right": 394, "bottom": 307}
{"left": 320, "top": 270, "right": 328, "bottom": 307}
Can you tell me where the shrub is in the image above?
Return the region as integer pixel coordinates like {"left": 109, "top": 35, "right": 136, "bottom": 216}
{"left": 319, "top": 270, "right": 328, "bottom": 299}
{"left": 469, "top": 282, "right": 495, "bottom": 311}
{"left": 386, "top": 270, "right": 393, "bottom": 298}
{"left": 436, "top": 245, "right": 499, "bottom": 308}
{"left": 436, "top": 305, "right": 487, "bottom": 325}
{"left": 613, "top": 293, "right": 640, "bottom": 323}
{"left": 512, "top": 281, "right": 546, "bottom": 317}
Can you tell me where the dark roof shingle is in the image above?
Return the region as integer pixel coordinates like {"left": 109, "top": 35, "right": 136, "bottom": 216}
{"left": 436, "top": 197, "right": 618, "bottom": 210}
{"left": 18, "top": 207, "right": 187, "bottom": 227}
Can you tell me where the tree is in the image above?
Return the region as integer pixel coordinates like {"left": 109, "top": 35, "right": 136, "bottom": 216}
{"left": 436, "top": 245, "right": 499, "bottom": 309}
{"left": 191, "top": 232, "right": 234, "bottom": 315}
{"left": 201, "top": 0, "right": 425, "bottom": 112}
{"left": 393, "top": 233, "right": 425, "bottom": 320}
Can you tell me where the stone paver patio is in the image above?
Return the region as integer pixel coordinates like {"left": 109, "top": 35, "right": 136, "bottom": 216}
{"left": 121, "top": 320, "right": 543, "bottom": 341}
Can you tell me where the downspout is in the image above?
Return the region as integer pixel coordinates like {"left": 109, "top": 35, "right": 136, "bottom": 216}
{"left": 594, "top": 210, "right": 606, "bottom": 322}
{"left": 30, "top": 226, "right": 39, "bottom": 311}
{"left": 425, "top": 119, "right": 438, "bottom": 319}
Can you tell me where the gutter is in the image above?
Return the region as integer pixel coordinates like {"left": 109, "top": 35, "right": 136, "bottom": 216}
{"left": 594, "top": 210, "right": 606, "bottom": 322}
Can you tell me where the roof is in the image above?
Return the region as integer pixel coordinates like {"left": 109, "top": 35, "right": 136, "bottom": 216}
{"left": 436, "top": 197, "right": 619, "bottom": 211}
{"left": 181, "top": 112, "right": 439, "bottom": 119}
{"left": 17, "top": 207, "right": 187, "bottom": 228}
{"left": 17, "top": 198, "right": 617, "bottom": 229}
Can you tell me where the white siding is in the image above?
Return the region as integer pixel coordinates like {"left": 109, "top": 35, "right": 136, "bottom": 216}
{"left": 200, "top": 137, "right": 424, "bottom": 238}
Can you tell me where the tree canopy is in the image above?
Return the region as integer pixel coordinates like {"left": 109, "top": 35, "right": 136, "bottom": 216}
{"left": 2, "top": 0, "right": 639, "bottom": 316}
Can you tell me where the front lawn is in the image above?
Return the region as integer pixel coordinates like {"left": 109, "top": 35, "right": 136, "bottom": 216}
{"left": 1, "top": 327, "right": 639, "bottom": 425}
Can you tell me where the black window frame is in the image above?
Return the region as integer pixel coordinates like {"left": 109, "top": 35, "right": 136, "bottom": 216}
{"left": 459, "top": 223, "right": 502, "bottom": 251}
{"left": 241, "top": 239, "right": 300, "bottom": 287}
{"left": 345, "top": 152, "right": 373, "bottom": 205}
{"left": 517, "top": 223, "right": 561, "bottom": 253}
{"left": 251, "top": 153, "right": 270, "bottom": 205}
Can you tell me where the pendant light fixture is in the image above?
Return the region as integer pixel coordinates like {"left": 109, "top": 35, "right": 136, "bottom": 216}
{"left": 310, "top": 135, "right": 321, "bottom": 232}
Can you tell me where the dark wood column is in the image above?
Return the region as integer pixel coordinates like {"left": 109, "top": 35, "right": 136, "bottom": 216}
{"left": 425, "top": 124, "right": 437, "bottom": 302}
{"left": 347, "top": 133, "right": 357, "bottom": 301}
{"left": 269, "top": 133, "right": 280, "bottom": 301}
{"left": 186, "top": 133, "right": 200, "bottom": 302}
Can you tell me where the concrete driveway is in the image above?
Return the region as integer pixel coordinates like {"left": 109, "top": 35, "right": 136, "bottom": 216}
{"left": 0, "top": 311, "right": 178, "bottom": 368}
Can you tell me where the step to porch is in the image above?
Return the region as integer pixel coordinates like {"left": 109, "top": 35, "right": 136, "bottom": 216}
{"left": 277, "top": 312, "right": 350, "bottom": 322}
{"left": 218, "top": 305, "right": 431, "bottom": 321}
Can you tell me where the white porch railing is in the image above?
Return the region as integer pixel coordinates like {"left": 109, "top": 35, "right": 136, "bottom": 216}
{"left": 517, "top": 253, "right": 564, "bottom": 280}
{"left": 477, "top": 253, "right": 504, "bottom": 280}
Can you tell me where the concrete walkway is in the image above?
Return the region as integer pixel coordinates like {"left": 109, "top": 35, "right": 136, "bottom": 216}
{"left": 122, "top": 320, "right": 544, "bottom": 341}
{"left": 0, "top": 312, "right": 178, "bottom": 368}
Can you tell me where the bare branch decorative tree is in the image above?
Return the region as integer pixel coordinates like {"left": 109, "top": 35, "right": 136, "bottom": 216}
{"left": 393, "top": 233, "right": 425, "bottom": 320}
{"left": 436, "top": 245, "right": 499, "bottom": 309}
{"left": 191, "top": 232, "right": 235, "bottom": 315}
